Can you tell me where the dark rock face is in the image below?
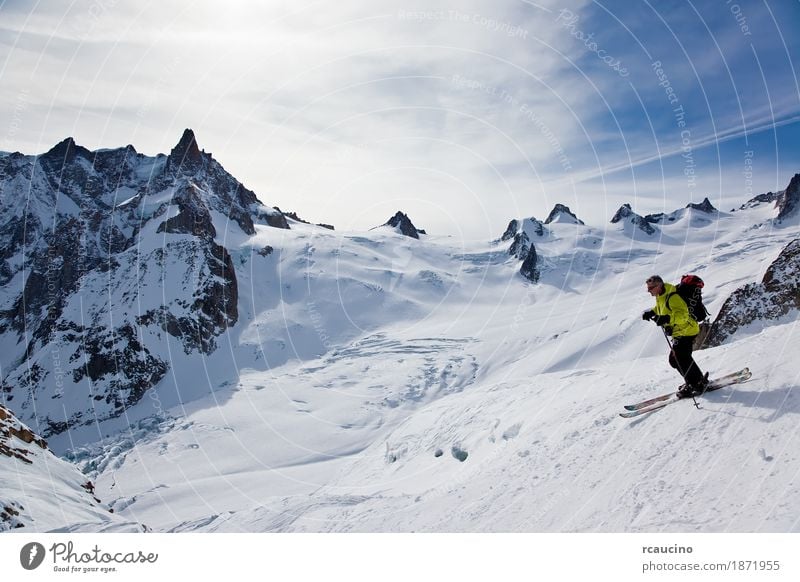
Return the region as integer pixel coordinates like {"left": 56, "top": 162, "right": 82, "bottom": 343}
{"left": 156, "top": 183, "right": 217, "bottom": 239}
{"left": 705, "top": 239, "right": 800, "bottom": 347}
{"left": 776, "top": 174, "right": 800, "bottom": 222}
{"left": 611, "top": 204, "right": 633, "bottom": 222}
{"left": 500, "top": 218, "right": 541, "bottom": 282}
{"left": 39, "top": 137, "right": 94, "bottom": 169}
{"left": 282, "top": 209, "right": 335, "bottom": 230}
{"left": 136, "top": 243, "right": 237, "bottom": 355}
{"left": 688, "top": 197, "right": 717, "bottom": 213}
{"left": 611, "top": 204, "right": 656, "bottom": 235}
{"left": 645, "top": 197, "right": 717, "bottom": 224}
{"left": 0, "top": 130, "right": 282, "bottom": 437}
{"left": 501, "top": 219, "right": 519, "bottom": 242}
{"left": 1, "top": 404, "right": 48, "bottom": 463}
{"left": 197, "top": 242, "right": 239, "bottom": 346}
{"left": 644, "top": 212, "right": 668, "bottom": 224}
{"left": 520, "top": 245, "right": 539, "bottom": 283}
{"left": 544, "top": 203, "right": 584, "bottom": 225}
{"left": 383, "top": 211, "right": 426, "bottom": 238}
{"left": 509, "top": 231, "right": 531, "bottom": 260}
{"left": 500, "top": 217, "right": 545, "bottom": 243}
{"left": 736, "top": 191, "right": 780, "bottom": 211}
{"left": 169, "top": 128, "right": 203, "bottom": 171}
{"left": 65, "top": 323, "right": 169, "bottom": 435}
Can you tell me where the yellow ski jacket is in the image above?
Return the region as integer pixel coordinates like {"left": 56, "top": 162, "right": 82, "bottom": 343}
{"left": 653, "top": 283, "right": 700, "bottom": 338}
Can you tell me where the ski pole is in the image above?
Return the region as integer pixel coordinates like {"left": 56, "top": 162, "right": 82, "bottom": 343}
{"left": 660, "top": 326, "right": 673, "bottom": 350}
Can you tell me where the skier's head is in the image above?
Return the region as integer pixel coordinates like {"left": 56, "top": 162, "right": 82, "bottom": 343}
{"left": 646, "top": 275, "right": 664, "bottom": 296}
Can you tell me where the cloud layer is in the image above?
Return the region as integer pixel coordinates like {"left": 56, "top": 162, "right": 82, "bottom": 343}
{"left": 1, "top": 0, "right": 798, "bottom": 237}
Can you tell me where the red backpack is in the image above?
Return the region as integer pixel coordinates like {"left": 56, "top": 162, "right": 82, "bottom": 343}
{"left": 668, "top": 274, "right": 710, "bottom": 322}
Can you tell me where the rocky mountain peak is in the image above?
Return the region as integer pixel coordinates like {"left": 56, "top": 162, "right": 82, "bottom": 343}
{"left": 0, "top": 130, "right": 291, "bottom": 439}
{"left": 687, "top": 197, "right": 717, "bottom": 213}
{"left": 500, "top": 218, "right": 541, "bottom": 282}
{"left": 544, "top": 203, "right": 584, "bottom": 225}
{"left": 500, "top": 219, "right": 519, "bottom": 242}
{"left": 735, "top": 191, "right": 780, "bottom": 211}
{"left": 776, "top": 173, "right": 800, "bottom": 222}
{"left": 40, "top": 136, "right": 91, "bottom": 165}
{"left": 611, "top": 203, "right": 656, "bottom": 235}
{"left": 382, "top": 211, "right": 426, "bottom": 239}
{"left": 169, "top": 128, "right": 204, "bottom": 171}
{"left": 500, "top": 217, "right": 546, "bottom": 243}
{"left": 644, "top": 197, "right": 719, "bottom": 225}
{"left": 611, "top": 203, "right": 634, "bottom": 222}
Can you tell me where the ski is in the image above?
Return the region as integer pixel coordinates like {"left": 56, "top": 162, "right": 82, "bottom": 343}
{"left": 623, "top": 368, "right": 750, "bottom": 411}
{"left": 619, "top": 368, "right": 751, "bottom": 418}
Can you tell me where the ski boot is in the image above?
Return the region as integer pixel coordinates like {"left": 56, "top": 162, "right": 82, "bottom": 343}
{"left": 693, "top": 372, "right": 710, "bottom": 396}
{"left": 676, "top": 372, "right": 710, "bottom": 399}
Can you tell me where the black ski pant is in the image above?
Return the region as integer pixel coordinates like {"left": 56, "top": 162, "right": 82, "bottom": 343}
{"left": 668, "top": 335, "right": 705, "bottom": 388}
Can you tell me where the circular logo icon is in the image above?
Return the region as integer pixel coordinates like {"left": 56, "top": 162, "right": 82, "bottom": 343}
{"left": 20, "top": 542, "right": 46, "bottom": 570}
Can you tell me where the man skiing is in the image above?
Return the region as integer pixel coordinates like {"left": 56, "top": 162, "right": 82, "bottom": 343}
{"left": 642, "top": 275, "right": 708, "bottom": 398}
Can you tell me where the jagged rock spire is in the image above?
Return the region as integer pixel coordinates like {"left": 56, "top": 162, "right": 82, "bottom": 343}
{"left": 499, "top": 218, "right": 541, "bottom": 282}
{"left": 40, "top": 137, "right": 90, "bottom": 165}
{"left": 382, "top": 211, "right": 426, "bottom": 239}
{"left": 544, "top": 203, "right": 584, "bottom": 225}
{"left": 777, "top": 173, "right": 800, "bottom": 222}
{"left": 687, "top": 197, "right": 717, "bottom": 213}
{"left": 611, "top": 204, "right": 656, "bottom": 235}
{"left": 169, "top": 128, "right": 203, "bottom": 170}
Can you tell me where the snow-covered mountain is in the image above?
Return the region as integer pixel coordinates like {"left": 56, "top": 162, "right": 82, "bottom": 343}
{"left": 544, "top": 203, "right": 584, "bottom": 226}
{"left": 0, "top": 129, "right": 288, "bottom": 439}
{"left": 2, "top": 133, "right": 799, "bottom": 533}
{"left": 375, "top": 211, "right": 427, "bottom": 239}
{"left": 610, "top": 203, "right": 657, "bottom": 236}
{"left": 644, "top": 197, "right": 718, "bottom": 225}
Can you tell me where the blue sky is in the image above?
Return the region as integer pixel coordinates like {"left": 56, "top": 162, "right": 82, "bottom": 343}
{"left": 1, "top": 0, "right": 798, "bottom": 238}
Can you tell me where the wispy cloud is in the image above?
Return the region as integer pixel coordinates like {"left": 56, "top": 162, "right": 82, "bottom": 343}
{"left": 0, "top": 0, "right": 797, "bottom": 237}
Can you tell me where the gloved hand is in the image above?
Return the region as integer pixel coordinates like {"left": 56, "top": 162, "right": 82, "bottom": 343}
{"left": 654, "top": 315, "right": 670, "bottom": 326}
{"left": 642, "top": 310, "right": 656, "bottom": 321}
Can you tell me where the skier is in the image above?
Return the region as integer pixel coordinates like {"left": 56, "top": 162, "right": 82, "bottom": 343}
{"left": 642, "top": 275, "right": 708, "bottom": 398}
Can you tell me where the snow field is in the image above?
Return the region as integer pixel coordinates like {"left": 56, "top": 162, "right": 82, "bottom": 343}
{"left": 57, "top": 201, "right": 800, "bottom": 532}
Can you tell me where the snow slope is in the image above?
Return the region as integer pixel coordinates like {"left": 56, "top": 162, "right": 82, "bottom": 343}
{"left": 0, "top": 405, "right": 143, "bottom": 532}
{"left": 54, "top": 199, "right": 800, "bottom": 533}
